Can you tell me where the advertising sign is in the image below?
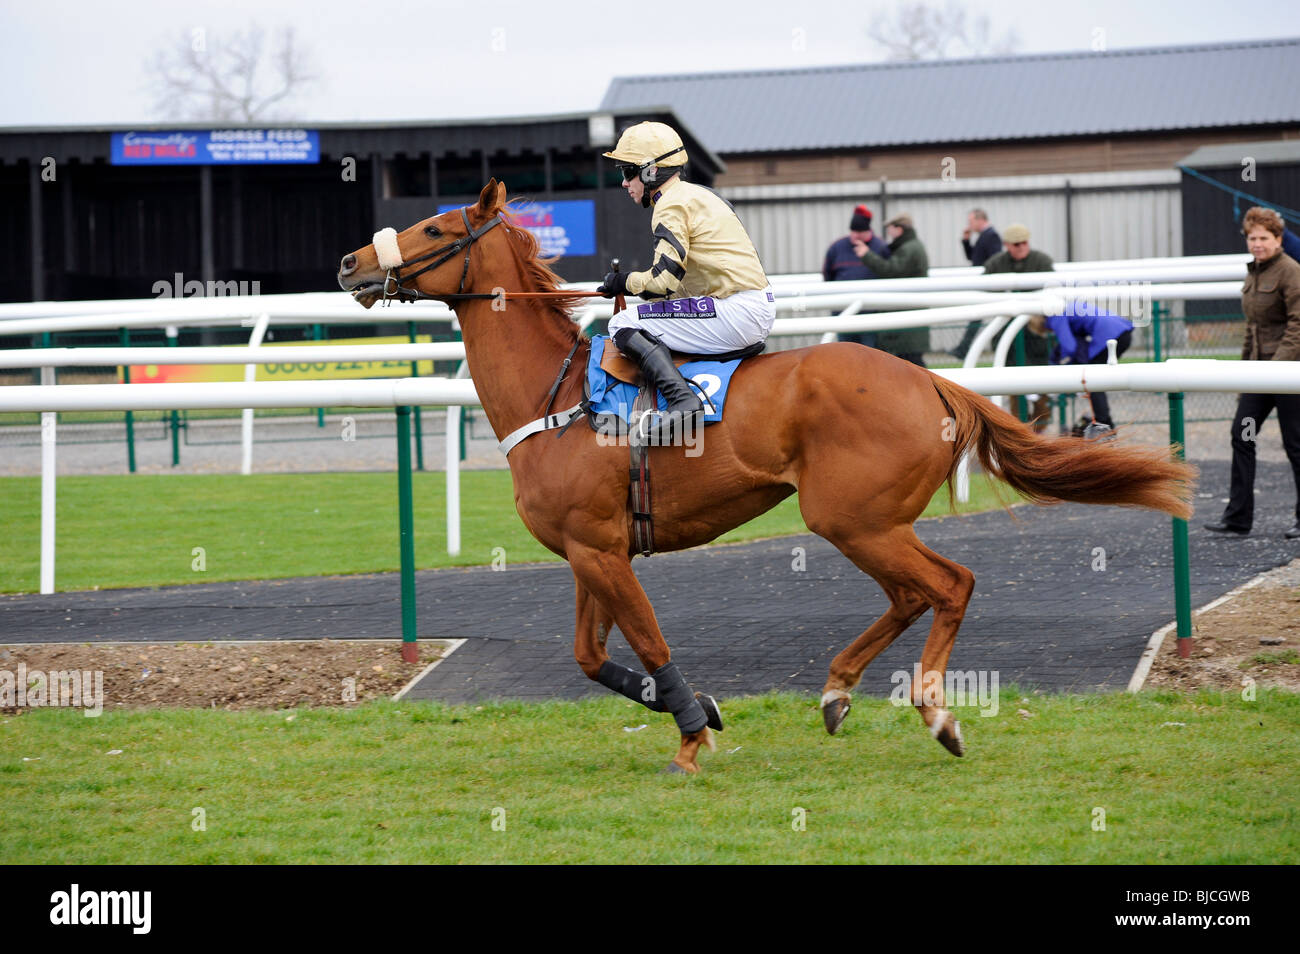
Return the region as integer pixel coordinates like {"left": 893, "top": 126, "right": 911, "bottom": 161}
{"left": 110, "top": 129, "right": 320, "bottom": 165}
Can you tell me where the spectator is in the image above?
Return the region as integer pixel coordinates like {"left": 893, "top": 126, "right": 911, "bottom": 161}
{"left": 1284, "top": 227, "right": 1300, "bottom": 262}
{"left": 1204, "top": 206, "right": 1300, "bottom": 539}
{"left": 1026, "top": 301, "right": 1134, "bottom": 430}
{"left": 852, "top": 213, "right": 930, "bottom": 366}
{"left": 950, "top": 209, "right": 1004, "bottom": 359}
{"left": 823, "top": 204, "right": 890, "bottom": 346}
{"left": 962, "top": 208, "right": 1003, "bottom": 266}
{"left": 984, "top": 223, "right": 1055, "bottom": 368}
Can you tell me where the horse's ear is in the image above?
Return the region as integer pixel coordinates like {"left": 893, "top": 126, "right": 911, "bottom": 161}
{"left": 476, "top": 178, "right": 504, "bottom": 217}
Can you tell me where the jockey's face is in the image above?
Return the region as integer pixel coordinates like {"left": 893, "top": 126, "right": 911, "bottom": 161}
{"left": 622, "top": 171, "right": 645, "bottom": 205}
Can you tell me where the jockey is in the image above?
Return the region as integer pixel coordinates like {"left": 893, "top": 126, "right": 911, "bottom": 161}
{"left": 597, "top": 121, "right": 775, "bottom": 440}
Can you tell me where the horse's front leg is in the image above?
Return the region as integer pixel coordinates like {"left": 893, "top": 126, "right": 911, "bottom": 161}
{"left": 568, "top": 545, "right": 715, "bottom": 774}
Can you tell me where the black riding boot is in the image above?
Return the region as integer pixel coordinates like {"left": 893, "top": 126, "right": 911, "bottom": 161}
{"left": 615, "top": 329, "right": 704, "bottom": 442}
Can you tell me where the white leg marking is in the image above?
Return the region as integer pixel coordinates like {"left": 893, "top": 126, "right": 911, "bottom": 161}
{"left": 821, "top": 689, "right": 850, "bottom": 708}
{"left": 930, "top": 709, "right": 951, "bottom": 738}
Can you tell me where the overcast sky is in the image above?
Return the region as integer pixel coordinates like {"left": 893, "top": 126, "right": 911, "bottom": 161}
{"left": 4, "top": 0, "right": 1299, "bottom": 127}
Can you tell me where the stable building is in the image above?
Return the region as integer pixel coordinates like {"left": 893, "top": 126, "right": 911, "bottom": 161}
{"left": 0, "top": 110, "right": 723, "bottom": 304}
{"left": 601, "top": 37, "right": 1300, "bottom": 271}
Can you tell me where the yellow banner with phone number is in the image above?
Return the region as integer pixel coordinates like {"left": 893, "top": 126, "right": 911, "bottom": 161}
{"left": 118, "top": 335, "right": 439, "bottom": 384}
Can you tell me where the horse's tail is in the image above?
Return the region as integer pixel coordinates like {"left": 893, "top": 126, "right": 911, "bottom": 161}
{"left": 930, "top": 374, "right": 1195, "bottom": 519}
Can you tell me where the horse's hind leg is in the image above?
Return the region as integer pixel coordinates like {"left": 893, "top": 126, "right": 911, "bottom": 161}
{"left": 815, "top": 525, "right": 975, "bottom": 755}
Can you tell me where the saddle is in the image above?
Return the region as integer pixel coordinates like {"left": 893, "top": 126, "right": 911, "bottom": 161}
{"left": 598, "top": 340, "right": 767, "bottom": 388}
{"left": 588, "top": 338, "right": 766, "bottom": 560}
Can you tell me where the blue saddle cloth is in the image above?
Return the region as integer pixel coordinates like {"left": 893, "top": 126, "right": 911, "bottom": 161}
{"left": 585, "top": 335, "right": 743, "bottom": 429}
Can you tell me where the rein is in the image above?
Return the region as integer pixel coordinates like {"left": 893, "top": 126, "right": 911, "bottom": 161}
{"left": 375, "top": 207, "right": 605, "bottom": 305}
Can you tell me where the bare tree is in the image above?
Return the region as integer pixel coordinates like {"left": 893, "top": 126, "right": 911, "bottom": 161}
{"left": 868, "top": 1, "right": 1020, "bottom": 61}
{"left": 146, "top": 23, "right": 319, "bottom": 123}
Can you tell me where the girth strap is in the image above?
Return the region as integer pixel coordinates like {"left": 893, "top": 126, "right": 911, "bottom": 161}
{"left": 629, "top": 386, "right": 655, "bottom": 557}
{"left": 498, "top": 402, "right": 586, "bottom": 456}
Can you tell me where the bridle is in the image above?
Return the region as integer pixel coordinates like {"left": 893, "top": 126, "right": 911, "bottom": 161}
{"left": 367, "top": 204, "right": 606, "bottom": 308}
{"left": 377, "top": 207, "right": 503, "bottom": 304}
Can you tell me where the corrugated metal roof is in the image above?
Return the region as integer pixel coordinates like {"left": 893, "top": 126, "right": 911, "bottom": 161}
{"left": 1178, "top": 138, "right": 1300, "bottom": 168}
{"left": 600, "top": 38, "right": 1300, "bottom": 154}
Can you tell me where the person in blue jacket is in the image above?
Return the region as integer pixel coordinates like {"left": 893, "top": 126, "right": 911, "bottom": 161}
{"left": 822, "top": 204, "right": 890, "bottom": 346}
{"left": 1283, "top": 228, "right": 1300, "bottom": 262}
{"left": 1026, "top": 301, "right": 1134, "bottom": 429}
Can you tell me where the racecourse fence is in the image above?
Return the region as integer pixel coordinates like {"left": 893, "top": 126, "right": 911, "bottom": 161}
{"left": 0, "top": 253, "right": 1254, "bottom": 470}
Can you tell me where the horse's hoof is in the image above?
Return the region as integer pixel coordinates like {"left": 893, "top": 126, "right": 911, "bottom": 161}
{"left": 932, "top": 712, "right": 965, "bottom": 757}
{"left": 661, "top": 761, "right": 694, "bottom": 775}
{"left": 820, "top": 690, "right": 851, "bottom": 735}
{"left": 695, "top": 692, "right": 724, "bottom": 732}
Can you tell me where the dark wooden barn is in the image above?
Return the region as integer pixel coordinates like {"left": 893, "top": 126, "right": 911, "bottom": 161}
{"left": 0, "top": 109, "right": 722, "bottom": 305}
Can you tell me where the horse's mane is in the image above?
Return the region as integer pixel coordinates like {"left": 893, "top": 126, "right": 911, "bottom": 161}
{"left": 499, "top": 201, "right": 590, "bottom": 343}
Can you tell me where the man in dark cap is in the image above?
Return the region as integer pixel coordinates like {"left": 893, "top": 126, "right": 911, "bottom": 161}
{"left": 950, "top": 208, "right": 1004, "bottom": 358}
{"left": 822, "top": 204, "right": 890, "bottom": 345}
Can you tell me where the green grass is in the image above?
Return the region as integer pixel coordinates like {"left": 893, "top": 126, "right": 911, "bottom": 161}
{"left": 1242, "top": 650, "right": 1300, "bottom": 668}
{"left": 0, "top": 471, "right": 1016, "bottom": 593}
{"left": 2, "top": 689, "right": 1295, "bottom": 864}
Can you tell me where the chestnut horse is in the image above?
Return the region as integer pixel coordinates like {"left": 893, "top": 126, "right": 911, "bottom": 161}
{"left": 339, "top": 180, "right": 1194, "bottom": 773}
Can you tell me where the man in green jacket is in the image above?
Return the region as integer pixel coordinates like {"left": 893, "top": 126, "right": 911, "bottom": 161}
{"left": 983, "top": 223, "right": 1054, "bottom": 368}
{"left": 852, "top": 214, "right": 930, "bottom": 366}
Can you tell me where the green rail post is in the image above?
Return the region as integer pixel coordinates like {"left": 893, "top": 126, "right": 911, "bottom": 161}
{"left": 460, "top": 404, "right": 468, "bottom": 462}
{"left": 313, "top": 324, "right": 326, "bottom": 428}
{"left": 408, "top": 321, "right": 425, "bottom": 471}
{"left": 396, "top": 406, "right": 419, "bottom": 663}
{"left": 1013, "top": 328, "right": 1028, "bottom": 421}
{"left": 168, "top": 331, "right": 180, "bottom": 466}
{"left": 120, "top": 327, "right": 136, "bottom": 473}
{"left": 1159, "top": 300, "right": 1170, "bottom": 363}
{"left": 1168, "top": 391, "right": 1193, "bottom": 658}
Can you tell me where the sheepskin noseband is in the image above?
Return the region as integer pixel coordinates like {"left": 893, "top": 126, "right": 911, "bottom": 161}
{"left": 373, "top": 227, "right": 403, "bottom": 270}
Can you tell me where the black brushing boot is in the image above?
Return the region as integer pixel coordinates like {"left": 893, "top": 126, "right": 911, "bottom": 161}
{"left": 614, "top": 328, "right": 704, "bottom": 444}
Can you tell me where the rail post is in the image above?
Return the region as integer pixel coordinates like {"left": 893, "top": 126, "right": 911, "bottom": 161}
{"left": 313, "top": 323, "right": 326, "bottom": 428}
{"left": 396, "top": 405, "right": 419, "bottom": 663}
{"left": 1168, "top": 390, "right": 1193, "bottom": 657}
{"left": 120, "top": 327, "right": 136, "bottom": 473}
{"left": 1159, "top": 300, "right": 1170, "bottom": 363}
{"left": 408, "top": 320, "right": 425, "bottom": 471}
{"left": 167, "top": 326, "right": 181, "bottom": 466}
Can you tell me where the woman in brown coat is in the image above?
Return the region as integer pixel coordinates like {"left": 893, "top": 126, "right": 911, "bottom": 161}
{"left": 1204, "top": 207, "right": 1300, "bottom": 539}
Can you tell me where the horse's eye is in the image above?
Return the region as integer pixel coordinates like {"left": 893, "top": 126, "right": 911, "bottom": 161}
{"left": 424, "top": 225, "right": 442, "bottom": 238}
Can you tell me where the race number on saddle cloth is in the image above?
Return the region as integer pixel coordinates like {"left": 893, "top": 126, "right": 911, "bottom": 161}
{"left": 584, "top": 334, "right": 742, "bottom": 430}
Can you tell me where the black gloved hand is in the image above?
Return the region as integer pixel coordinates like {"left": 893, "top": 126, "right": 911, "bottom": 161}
{"left": 597, "top": 271, "right": 629, "bottom": 298}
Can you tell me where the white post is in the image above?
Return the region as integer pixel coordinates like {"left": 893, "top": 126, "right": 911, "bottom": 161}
{"left": 1107, "top": 338, "right": 1119, "bottom": 365}
{"left": 446, "top": 406, "right": 461, "bottom": 556}
{"left": 40, "top": 366, "right": 56, "bottom": 594}
{"left": 241, "top": 313, "right": 270, "bottom": 475}
{"left": 445, "top": 360, "right": 471, "bottom": 556}
{"left": 954, "top": 316, "right": 1009, "bottom": 503}
{"left": 819, "top": 300, "right": 864, "bottom": 345}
